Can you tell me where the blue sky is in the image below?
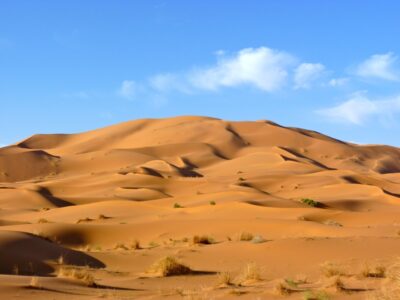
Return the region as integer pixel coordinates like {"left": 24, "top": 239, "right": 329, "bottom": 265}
{"left": 1, "top": 1, "right": 400, "bottom": 146}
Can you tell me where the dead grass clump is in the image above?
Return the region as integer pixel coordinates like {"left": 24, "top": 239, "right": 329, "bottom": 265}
{"left": 302, "top": 290, "right": 330, "bottom": 300}
{"left": 325, "top": 276, "right": 346, "bottom": 293}
{"left": 192, "top": 235, "right": 214, "bottom": 245}
{"left": 320, "top": 261, "right": 346, "bottom": 277}
{"left": 239, "top": 232, "right": 253, "bottom": 241}
{"left": 216, "top": 272, "right": 233, "bottom": 287}
{"left": 114, "top": 243, "right": 129, "bottom": 251}
{"left": 149, "top": 256, "right": 192, "bottom": 277}
{"left": 239, "top": 263, "right": 261, "bottom": 283}
{"left": 361, "top": 263, "right": 386, "bottom": 278}
{"left": 37, "top": 218, "right": 50, "bottom": 224}
{"left": 274, "top": 280, "right": 293, "bottom": 295}
{"left": 130, "top": 239, "right": 140, "bottom": 249}
{"left": 57, "top": 267, "right": 95, "bottom": 286}
{"left": 98, "top": 214, "right": 110, "bottom": 220}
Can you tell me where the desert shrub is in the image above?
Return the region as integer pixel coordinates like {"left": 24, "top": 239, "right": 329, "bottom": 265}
{"left": 209, "top": 201, "right": 216, "bottom": 205}
{"left": 57, "top": 267, "right": 95, "bottom": 286}
{"left": 192, "top": 235, "right": 215, "bottom": 245}
{"left": 320, "top": 261, "right": 346, "bottom": 277}
{"left": 361, "top": 263, "right": 386, "bottom": 278}
{"left": 301, "top": 198, "right": 321, "bottom": 207}
{"left": 251, "top": 235, "right": 266, "bottom": 244}
{"left": 217, "top": 272, "right": 233, "bottom": 286}
{"left": 173, "top": 203, "right": 183, "bottom": 208}
{"left": 148, "top": 256, "right": 192, "bottom": 277}
{"left": 239, "top": 232, "right": 254, "bottom": 241}
{"left": 239, "top": 263, "right": 261, "bottom": 283}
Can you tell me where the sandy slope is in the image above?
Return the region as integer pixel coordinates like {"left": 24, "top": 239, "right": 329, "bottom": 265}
{"left": 1, "top": 116, "right": 400, "bottom": 299}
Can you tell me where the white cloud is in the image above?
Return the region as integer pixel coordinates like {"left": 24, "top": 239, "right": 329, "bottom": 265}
{"left": 118, "top": 80, "right": 137, "bottom": 99}
{"left": 317, "top": 92, "right": 400, "bottom": 125}
{"left": 293, "top": 63, "right": 325, "bottom": 89}
{"left": 189, "top": 47, "right": 296, "bottom": 92}
{"left": 328, "top": 77, "right": 349, "bottom": 87}
{"left": 355, "top": 52, "right": 399, "bottom": 81}
{"left": 148, "top": 73, "right": 191, "bottom": 94}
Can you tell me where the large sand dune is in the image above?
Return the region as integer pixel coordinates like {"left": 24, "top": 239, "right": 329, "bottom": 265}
{"left": 1, "top": 116, "right": 400, "bottom": 299}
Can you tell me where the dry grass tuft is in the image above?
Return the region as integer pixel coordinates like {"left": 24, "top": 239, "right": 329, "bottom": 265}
{"left": 57, "top": 267, "right": 95, "bottom": 286}
{"left": 216, "top": 272, "right": 233, "bottom": 287}
{"left": 239, "top": 263, "right": 261, "bottom": 283}
{"left": 320, "top": 261, "right": 346, "bottom": 277}
{"left": 239, "top": 232, "right": 253, "bottom": 241}
{"left": 192, "top": 235, "right": 214, "bottom": 245}
{"left": 148, "top": 256, "right": 192, "bottom": 277}
{"left": 361, "top": 263, "right": 386, "bottom": 278}
{"left": 37, "top": 218, "right": 50, "bottom": 224}
{"left": 325, "top": 276, "right": 346, "bottom": 293}
{"left": 274, "top": 280, "right": 293, "bottom": 295}
{"left": 114, "top": 243, "right": 129, "bottom": 251}
{"left": 130, "top": 239, "right": 140, "bottom": 249}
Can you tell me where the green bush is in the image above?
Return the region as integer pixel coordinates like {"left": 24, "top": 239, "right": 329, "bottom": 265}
{"left": 301, "top": 198, "right": 321, "bottom": 207}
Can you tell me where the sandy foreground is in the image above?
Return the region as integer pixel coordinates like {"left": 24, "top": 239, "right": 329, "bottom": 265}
{"left": 1, "top": 116, "right": 400, "bottom": 299}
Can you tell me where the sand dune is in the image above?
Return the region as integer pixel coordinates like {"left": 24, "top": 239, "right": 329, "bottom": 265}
{"left": 1, "top": 116, "right": 400, "bottom": 299}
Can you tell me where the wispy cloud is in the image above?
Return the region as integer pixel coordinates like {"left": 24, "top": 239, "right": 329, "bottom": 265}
{"left": 118, "top": 80, "right": 137, "bottom": 99}
{"left": 355, "top": 52, "right": 399, "bottom": 81}
{"left": 328, "top": 77, "right": 349, "bottom": 87}
{"left": 317, "top": 92, "right": 400, "bottom": 125}
{"left": 293, "top": 63, "right": 325, "bottom": 89}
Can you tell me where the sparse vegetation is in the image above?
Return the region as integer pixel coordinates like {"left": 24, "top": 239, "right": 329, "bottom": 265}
{"left": 361, "top": 263, "right": 386, "bottom": 278}
{"left": 251, "top": 235, "right": 266, "bottom": 244}
{"left": 192, "top": 235, "right": 215, "bottom": 245}
{"left": 37, "top": 218, "right": 49, "bottom": 223}
{"left": 173, "top": 203, "right": 183, "bottom": 208}
{"left": 301, "top": 198, "right": 322, "bottom": 207}
{"left": 57, "top": 267, "right": 95, "bottom": 286}
{"left": 274, "top": 280, "right": 293, "bottom": 295}
{"left": 148, "top": 256, "right": 192, "bottom": 277}
{"left": 239, "top": 231, "right": 254, "bottom": 241}
{"left": 130, "top": 239, "right": 140, "bottom": 249}
{"left": 209, "top": 200, "right": 216, "bottom": 205}
{"left": 303, "top": 290, "right": 330, "bottom": 300}
{"left": 239, "top": 263, "right": 261, "bottom": 283}
{"left": 216, "top": 272, "right": 233, "bottom": 287}
{"left": 320, "top": 262, "right": 346, "bottom": 277}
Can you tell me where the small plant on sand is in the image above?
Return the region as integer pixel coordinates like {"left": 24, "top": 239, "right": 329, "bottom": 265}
{"left": 251, "top": 235, "right": 266, "bottom": 244}
{"left": 239, "top": 231, "right": 254, "bottom": 241}
{"left": 303, "top": 290, "right": 330, "bottom": 300}
{"left": 130, "top": 239, "right": 140, "bottom": 249}
{"left": 37, "top": 218, "right": 49, "bottom": 223}
{"left": 239, "top": 262, "right": 261, "bottom": 283}
{"left": 320, "top": 261, "right": 346, "bottom": 277}
{"left": 361, "top": 263, "right": 386, "bottom": 278}
{"left": 173, "top": 203, "right": 183, "bottom": 208}
{"left": 148, "top": 241, "right": 159, "bottom": 248}
{"left": 148, "top": 256, "right": 192, "bottom": 277}
{"left": 57, "top": 267, "right": 95, "bottom": 287}
{"left": 216, "top": 271, "right": 233, "bottom": 287}
{"left": 114, "top": 243, "right": 129, "bottom": 250}
{"left": 301, "top": 198, "right": 321, "bottom": 207}
{"left": 192, "top": 235, "right": 215, "bottom": 245}
{"left": 324, "top": 276, "right": 346, "bottom": 293}
{"left": 274, "top": 280, "right": 293, "bottom": 295}
{"left": 209, "top": 201, "right": 216, "bottom": 205}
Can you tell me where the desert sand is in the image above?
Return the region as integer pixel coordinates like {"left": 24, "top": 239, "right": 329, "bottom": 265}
{"left": 1, "top": 116, "right": 400, "bottom": 299}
